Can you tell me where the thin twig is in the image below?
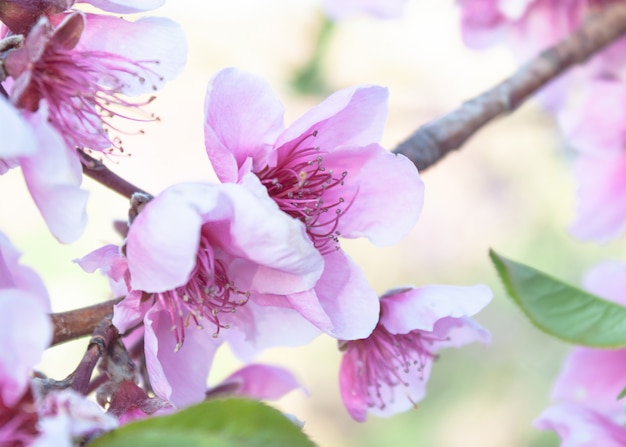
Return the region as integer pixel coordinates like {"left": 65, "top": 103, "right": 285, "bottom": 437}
{"left": 78, "top": 149, "right": 149, "bottom": 199}
{"left": 50, "top": 298, "right": 120, "bottom": 346}
{"left": 393, "top": 2, "right": 626, "bottom": 171}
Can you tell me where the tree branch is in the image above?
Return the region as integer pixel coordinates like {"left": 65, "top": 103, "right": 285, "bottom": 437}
{"left": 392, "top": 2, "right": 626, "bottom": 171}
{"left": 50, "top": 298, "right": 120, "bottom": 346}
{"left": 79, "top": 149, "right": 149, "bottom": 199}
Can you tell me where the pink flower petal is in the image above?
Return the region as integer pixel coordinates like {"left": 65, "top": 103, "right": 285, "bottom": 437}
{"left": 217, "top": 364, "right": 302, "bottom": 400}
{"left": 78, "top": 0, "right": 165, "bottom": 13}
{"left": 143, "top": 305, "right": 222, "bottom": 407}
{"left": 20, "top": 111, "right": 88, "bottom": 244}
{"left": 0, "top": 96, "right": 36, "bottom": 159}
{"left": 126, "top": 183, "right": 217, "bottom": 292}
{"left": 320, "top": 143, "right": 423, "bottom": 245}
{"left": 535, "top": 403, "right": 626, "bottom": 447}
{"left": 313, "top": 250, "right": 379, "bottom": 339}
{"left": 204, "top": 68, "right": 285, "bottom": 182}
{"left": 0, "top": 290, "right": 51, "bottom": 407}
{"left": 380, "top": 284, "right": 493, "bottom": 334}
{"left": 275, "top": 84, "right": 388, "bottom": 154}
{"left": 551, "top": 347, "right": 626, "bottom": 422}
{"left": 570, "top": 152, "right": 626, "bottom": 242}
{"left": 79, "top": 14, "right": 186, "bottom": 95}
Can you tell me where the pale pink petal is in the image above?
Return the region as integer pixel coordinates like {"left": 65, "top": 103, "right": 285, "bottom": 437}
{"left": 551, "top": 347, "right": 626, "bottom": 422}
{"left": 285, "top": 289, "right": 334, "bottom": 336}
{"left": 218, "top": 177, "right": 323, "bottom": 294}
{"left": 0, "top": 231, "right": 50, "bottom": 309}
{"left": 78, "top": 0, "right": 164, "bottom": 13}
{"left": 225, "top": 297, "right": 322, "bottom": 361}
{"left": 143, "top": 305, "right": 222, "bottom": 408}
{"left": 217, "top": 364, "right": 302, "bottom": 400}
{"left": 0, "top": 96, "right": 36, "bottom": 159}
{"left": 380, "top": 284, "right": 493, "bottom": 334}
{"left": 112, "top": 290, "right": 149, "bottom": 334}
{"left": 338, "top": 352, "right": 369, "bottom": 422}
{"left": 320, "top": 144, "right": 423, "bottom": 245}
{"left": 583, "top": 261, "right": 626, "bottom": 307}
{"left": 458, "top": 0, "right": 509, "bottom": 49}
{"left": 275, "top": 85, "right": 388, "bottom": 153}
{"left": 570, "top": 152, "right": 626, "bottom": 242}
{"left": 79, "top": 15, "right": 186, "bottom": 95}
{"left": 534, "top": 404, "right": 626, "bottom": 447}
{"left": 314, "top": 250, "right": 379, "bottom": 339}
{"left": 322, "top": 0, "right": 407, "bottom": 20}
{"left": 126, "top": 183, "right": 218, "bottom": 292}
{"left": 204, "top": 68, "right": 285, "bottom": 182}
{"left": 0, "top": 290, "right": 51, "bottom": 407}
{"left": 558, "top": 79, "right": 626, "bottom": 155}
{"left": 429, "top": 316, "right": 492, "bottom": 350}
{"left": 20, "top": 111, "right": 88, "bottom": 244}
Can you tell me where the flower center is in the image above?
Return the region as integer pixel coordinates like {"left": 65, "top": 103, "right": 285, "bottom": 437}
{"left": 257, "top": 131, "right": 351, "bottom": 254}
{"left": 152, "top": 234, "right": 249, "bottom": 352}
{"left": 340, "top": 325, "right": 447, "bottom": 412}
{"left": 11, "top": 45, "right": 161, "bottom": 154}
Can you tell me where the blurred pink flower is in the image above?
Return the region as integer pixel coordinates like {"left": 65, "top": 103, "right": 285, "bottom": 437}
{"left": 0, "top": 231, "right": 52, "bottom": 445}
{"left": 556, "top": 79, "right": 626, "bottom": 241}
{"left": 78, "top": 181, "right": 323, "bottom": 407}
{"left": 535, "top": 261, "right": 626, "bottom": 445}
{"left": 204, "top": 67, "right": 424, "bottom": 340}
{"left": 337, "top": 284, "right": 492, "bottom": 421}
{"left": 321, "top": 0, "right": 408, "bottom": 20}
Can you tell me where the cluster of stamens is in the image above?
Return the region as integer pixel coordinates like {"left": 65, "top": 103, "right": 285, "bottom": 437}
{"left": 257, "top": 131, "right": 352, "bottom": 254}
{"left": 27, "top": 46, "right": 163, "bottom": 155}
{"left": 340, "top": 325, "right": 449, "bottom": 412}
{"left": 151, "top": 234, "right": 249, "bottom": 352}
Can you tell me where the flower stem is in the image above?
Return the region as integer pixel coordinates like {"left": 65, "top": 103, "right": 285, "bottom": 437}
{"left": 392, "top": 2, "right": 626, "bottom": 171}
{"left": 79, "top": 149, "right": 150, "bottom": 199}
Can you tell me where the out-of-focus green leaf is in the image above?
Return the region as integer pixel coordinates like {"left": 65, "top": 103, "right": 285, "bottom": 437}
{"left": 490, "top": 249, "right": 626, "bottom": 348}
{"left": 88, "top": 397, "right": 316, "bottom": 447}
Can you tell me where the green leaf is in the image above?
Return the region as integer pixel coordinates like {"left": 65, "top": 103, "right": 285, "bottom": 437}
{"left": 489, "top": 249, "right": 626, "bottom": 348}
{"left": 88, "top": 397, "right": 317, "bottom": 447}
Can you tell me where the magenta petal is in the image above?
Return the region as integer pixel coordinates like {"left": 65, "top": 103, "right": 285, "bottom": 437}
{"left": 112, "top": 290, "right": 149, "bottom": 334}
{"left": 534, "top": 404, "right": 626, "bottom": 447}
{"left": 143, "top": 306, "right": 221, "bottom": 407}
{"left": 583, "top": 261, "right": 626, "bottom": 307}
{"left": 78, "top": 0, "right": 165, "bottom": 13}
{"left": 380, "top": 284, "right": 493, "bottom": 334}
{"left": 551, "top": 347, "right": 626, "bottom": 421}
{"left": 218, "top": 364, "right": 302, "bottom": 401}
{"left": 314, "top": 250, "right": 379, "bottom": 339}
{"left": 570, "top": 152, "right": 626, "bottom": 242}
{"left": 20, "top": 112, "right": 88, "bottom": 244}
{"left": 275, "top": 85, "right": 388, "bottom": 153}
{"left": 321, "top": 144, "right": 423, "bottom": 245}
{"left": 0, "top": 290, "right": 51, "bottom": 407}
{"left": 127, "top": 183, "right": 218, "bottom": 292}
{"left": 204, "top": 68, "right": 285, "bottom": 182}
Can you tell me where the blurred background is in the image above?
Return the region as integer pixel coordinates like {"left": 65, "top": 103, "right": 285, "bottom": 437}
{"left": 2, "top": 1, "right": 625, "bottom": 445}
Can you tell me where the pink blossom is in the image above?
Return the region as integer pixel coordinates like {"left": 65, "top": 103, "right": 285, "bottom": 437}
{"left": 0, "top": 11, "right": 185, "bottom": 242}
{"left": 204, "top": 67, "right": 424, "bottom": 340}
{"left": 337, "top": 285, "right": 492, "bottom": 421}
{"left": 556, "top": 79, "right": 626, "bottom": 241}
{"left": 535, "top": 403, "right": 626, "bottom": 447}
{"left": 78, "top": 181, "right": 324, "bottom": 407}
{"left": 535, "top": 261, "right": 626, "bottom": 445}
{"left": 321, "top": 0, "right": 408, "bottom": 20}
{"left": 0, "top": 231, "right": 52, "bottom": 445}
{"left": 205, "top": 363, "right": 302, "bottom": 401}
